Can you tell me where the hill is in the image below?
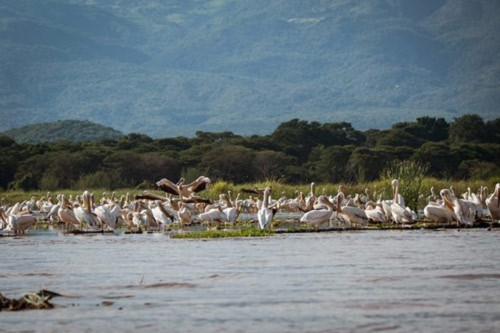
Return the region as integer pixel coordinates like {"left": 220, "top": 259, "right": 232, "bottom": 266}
{"left": 0, "top": 0, "right": 499, "bottom": 136}
{"left": 0, "top": 120, "right": 123, "bottom": 143}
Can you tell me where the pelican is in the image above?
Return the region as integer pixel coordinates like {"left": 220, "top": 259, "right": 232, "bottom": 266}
{"left": 151, "top": 201, "right": 174, "bottom": 230}
{"left": 94, "top": 204, "right": 115, "bottom": 231}
{"left": 223, "top": 200, "right": 243, "bottom": 223}
{"left": 197, "top": 206, "right": 228, "bottom": 229}
{"left": 336, "top": 192, "right": 368, "bottom": 227}
{"left": 57, "top": 195, "right": 80, "bottom": 230}
{"left": 389, "top": 179, "right": 413, "bottom": 224}
{"left": 442, "top": 189, "right": 475, "bottom": 226}
{"left": 258, "top": 187, "right": 273, "bottom": 229}
{"left": 426, "top": 187, "right": 438, "bottom": 202}
{"left": 300, "top": 196, "right": 334, "bottom": 229}
{"left": 364, "top": 201, "right": 387, "bottom": 223}
{"left": 155, "top": 176, "right": 211, "bottom": 199}
{"left": 73, "top": 191, "right": 100, "bottom": 230}
{"left": 486, "top": 183, "right": 500, "bottom": 222}
{"left": 423, "top": 190, "right": 456, "bottom": 224}
{"left": 177, "top": 202, "right": 192, "bottom": 229}
{"left": 304, "top": 182, "right": 317, "bottom": 211}
{"left": 1, "top": 208, "right": 37, "bottom": 235}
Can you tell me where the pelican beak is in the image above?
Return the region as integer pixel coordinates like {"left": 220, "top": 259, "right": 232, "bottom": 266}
{"left": 444, "top": 197, "right": 454, "bottom": 211}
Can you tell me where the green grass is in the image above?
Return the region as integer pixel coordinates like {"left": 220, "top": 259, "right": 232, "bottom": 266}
{"left": 171, "top": 228, "right": 274, "bottom": 239}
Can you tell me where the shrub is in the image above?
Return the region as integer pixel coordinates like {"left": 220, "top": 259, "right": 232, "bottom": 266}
{"left": 382, "top": 160, "right": 428, "bottom": 211}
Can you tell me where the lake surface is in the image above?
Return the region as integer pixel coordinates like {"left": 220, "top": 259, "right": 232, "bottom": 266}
{"left": 1, "top": 229, "right": 500, "bottom": 332}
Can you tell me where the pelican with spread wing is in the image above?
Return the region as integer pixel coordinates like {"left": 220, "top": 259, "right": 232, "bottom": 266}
{"left": 155, "top": 176, "right": 211, "bottom": 199}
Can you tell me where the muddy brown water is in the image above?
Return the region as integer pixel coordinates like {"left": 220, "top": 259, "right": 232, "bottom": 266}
{"left": 1, "top": 229, "right": 500, "bottom": 332}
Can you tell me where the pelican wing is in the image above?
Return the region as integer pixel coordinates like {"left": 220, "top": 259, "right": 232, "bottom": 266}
{"left": 155, "top": 178, "right": 180, "bottom": 195}
{"left": 186, "top": 176, "right": 211, "bottom": 193}
{"left": 135, "top": 192, "right": 167, "bottom": 202}
{"left": 182, "top": 196, "right": 212, "bottom": 204}
{"left": 241, "top": 188, "right": 267, "bottom": 195}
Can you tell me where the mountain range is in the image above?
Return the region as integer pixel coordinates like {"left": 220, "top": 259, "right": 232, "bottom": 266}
{"left": 0, "top": 0, "right": 499, "bottom": 137}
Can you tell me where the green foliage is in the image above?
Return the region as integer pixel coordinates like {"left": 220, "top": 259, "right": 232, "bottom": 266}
{"left": 383, "top": 160, "right": 428, "bottom": 210}
{"left": 449, "top": 114, "right": 486, "bottom": 143}
{"left": 0, "top": 116, "right": 498, "bottom": 191}
{"left": 1, "top": 120, "right": 123, "bottom": 143}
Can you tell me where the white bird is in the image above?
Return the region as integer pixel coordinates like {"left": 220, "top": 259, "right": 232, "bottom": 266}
{"left": 423, "top": 190, "right": 456, "bottom": 224}
{"left": 197, "top": 206, "right": 228, "bottom": 229}
{"left": 390, "top": 179, "right": 413, "bottom": 224}
{"left": 442, "top": 189, "right": 475, "bottom": 226}
{"left": 300, "top": 196, "right": 334, "bottom": 229}
{"left": 73, "top": 191, "right": 100, "bottom": 230}
{"left": 336, "top": 192, "right": 368, "bottom": 227}
{"left": 364, "top": 201, "right": 387, "bottom": 223}
{"left": 151, "top": 201, "right": 174, "bottom": 230}
{"left": 94, "top": 204, "right": 115, "bottom": 231}
{"left": 304, "top": 182, "right": 317, "bottom": 211}
{"left": 258, "top": 187, "right": 274, "bottom": 229}
{"left": 223, "top": 201, "right": 243, "bottom": 223}
{"left": 1, "top": 208, "right": 37, "bottom": 235}
{"left": 57, "top": 195, "right": 80, "bottom": 230}
{"left": 486, "top": 183, "right": 500, "bottom": 222}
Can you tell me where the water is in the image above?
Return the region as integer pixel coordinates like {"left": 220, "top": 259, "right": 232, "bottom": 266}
{"left": 1, "top": 230, "right": 500, "bottom": 332}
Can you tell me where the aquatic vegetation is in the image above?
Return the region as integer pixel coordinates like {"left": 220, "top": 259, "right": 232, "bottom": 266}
{"left": 383, "top": 160, "right": 428, "bottom": 211}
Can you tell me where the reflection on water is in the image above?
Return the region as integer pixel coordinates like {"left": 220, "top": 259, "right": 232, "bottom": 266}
{"left": 1, "top": 230, "right": 500, "bottom": 331}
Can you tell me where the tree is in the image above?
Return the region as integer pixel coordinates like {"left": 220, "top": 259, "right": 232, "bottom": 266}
{"left": 200, "top": 145, "right": 256, "bottom": 183}
{"left": 252, "top": 150, "right": 295, "bottom": 181}
{"left": 312, "top": 145, "right": 355, "bottom": 183}
{"left": 449, "top": 114, "right": 485, "bottom": 143}
{"left": 412, "top": 142, "right": 452, "bottom": 177}
{"left": 349, "top": 148, "right": 390, "bottom": 182}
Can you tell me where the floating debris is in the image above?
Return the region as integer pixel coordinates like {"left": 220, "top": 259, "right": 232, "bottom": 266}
{"left": 0, "top": 290, "right": 62, "bottom": 311}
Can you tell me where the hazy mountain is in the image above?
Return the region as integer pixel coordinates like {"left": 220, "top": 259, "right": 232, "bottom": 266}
{"left": 0, "top": 120, "right": 123, "bottom": 143}
{"left": 0, "top": 0, "right": 499, "bottom": 137}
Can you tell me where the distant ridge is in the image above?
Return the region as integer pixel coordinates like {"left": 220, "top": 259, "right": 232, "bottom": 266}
{"left": 0, "top": 120, "right": 123, "bottom": 143}
{"left": 0, "top": 1, "right": 499, "bottom": 136}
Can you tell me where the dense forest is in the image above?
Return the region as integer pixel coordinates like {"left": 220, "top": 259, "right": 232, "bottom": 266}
{"left": 0, "top": 114, "right": 498, "bottom": 191}
{"left": 0, "top": 120, "right": 123, "bottom": 143}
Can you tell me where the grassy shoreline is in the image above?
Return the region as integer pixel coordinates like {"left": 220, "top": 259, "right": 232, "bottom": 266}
{"left": 1, "top": 177, "right": 498, "bottom": 210}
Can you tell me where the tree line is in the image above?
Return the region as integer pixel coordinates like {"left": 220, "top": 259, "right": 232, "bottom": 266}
{"left": 0, "top": 114, "right": 498, "bottom": 191}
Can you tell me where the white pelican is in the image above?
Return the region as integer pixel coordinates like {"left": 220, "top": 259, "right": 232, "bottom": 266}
{"left": 197, "top": 206, "right": 228, "bottom": 229}
{"left": 73, "top": 191, "right": 100, "bottom": 230}
{"left": 94, "top": 204, "right": 115, "bottom": 231}
{"left": 151, "top": 201, "right": 174, "bottom": 230}
{"left": 426, "top": 187, "right": 438, "bottom": 202}
{"left": 336, "top": 192, "right": 368, "bottom": 227}
{"left": 258, "top": 187, "right": 273, "bottom": 229}
{"left": 486, "top": 183, "right": 500, "bottom": 222}
{"left": 223, "top": 201, "right": 243, "bottom": 223}
{"left": 390, "top": 179, "right": 413, "bottom": 224}
{"left": 57, "top": 195, "right": 80, "bottom": 230}
{"left": 177, "top": 202, "right": 192, "bottom": 229}
{"left": 155, "top": 176, "right": 211, "bottom": 199}
{"left": 300, "top": 196, "right": 334, "bottom": 229}
{"left": 1, "top": 208, "right": 37, "bottom": 235}
{"left": 364, "top": 201, "right": 387, "bottom": 223}
{"left": 442, "top": 189, "right": 475, "bottom": 226}
{"left": 304, "top": 182, "right": 317, "bottom": 211}
{"left": 423, "top": 190, "right": 456, "bottom": 224}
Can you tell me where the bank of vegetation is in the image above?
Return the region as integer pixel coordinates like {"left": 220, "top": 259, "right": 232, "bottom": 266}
{"left": 0, "top": 114, "right": 498, "bottom": 193}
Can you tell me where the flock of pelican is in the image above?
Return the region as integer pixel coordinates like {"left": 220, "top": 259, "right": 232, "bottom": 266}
{"left": 0, "top": 175, "right": 499, "bottom": 236}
